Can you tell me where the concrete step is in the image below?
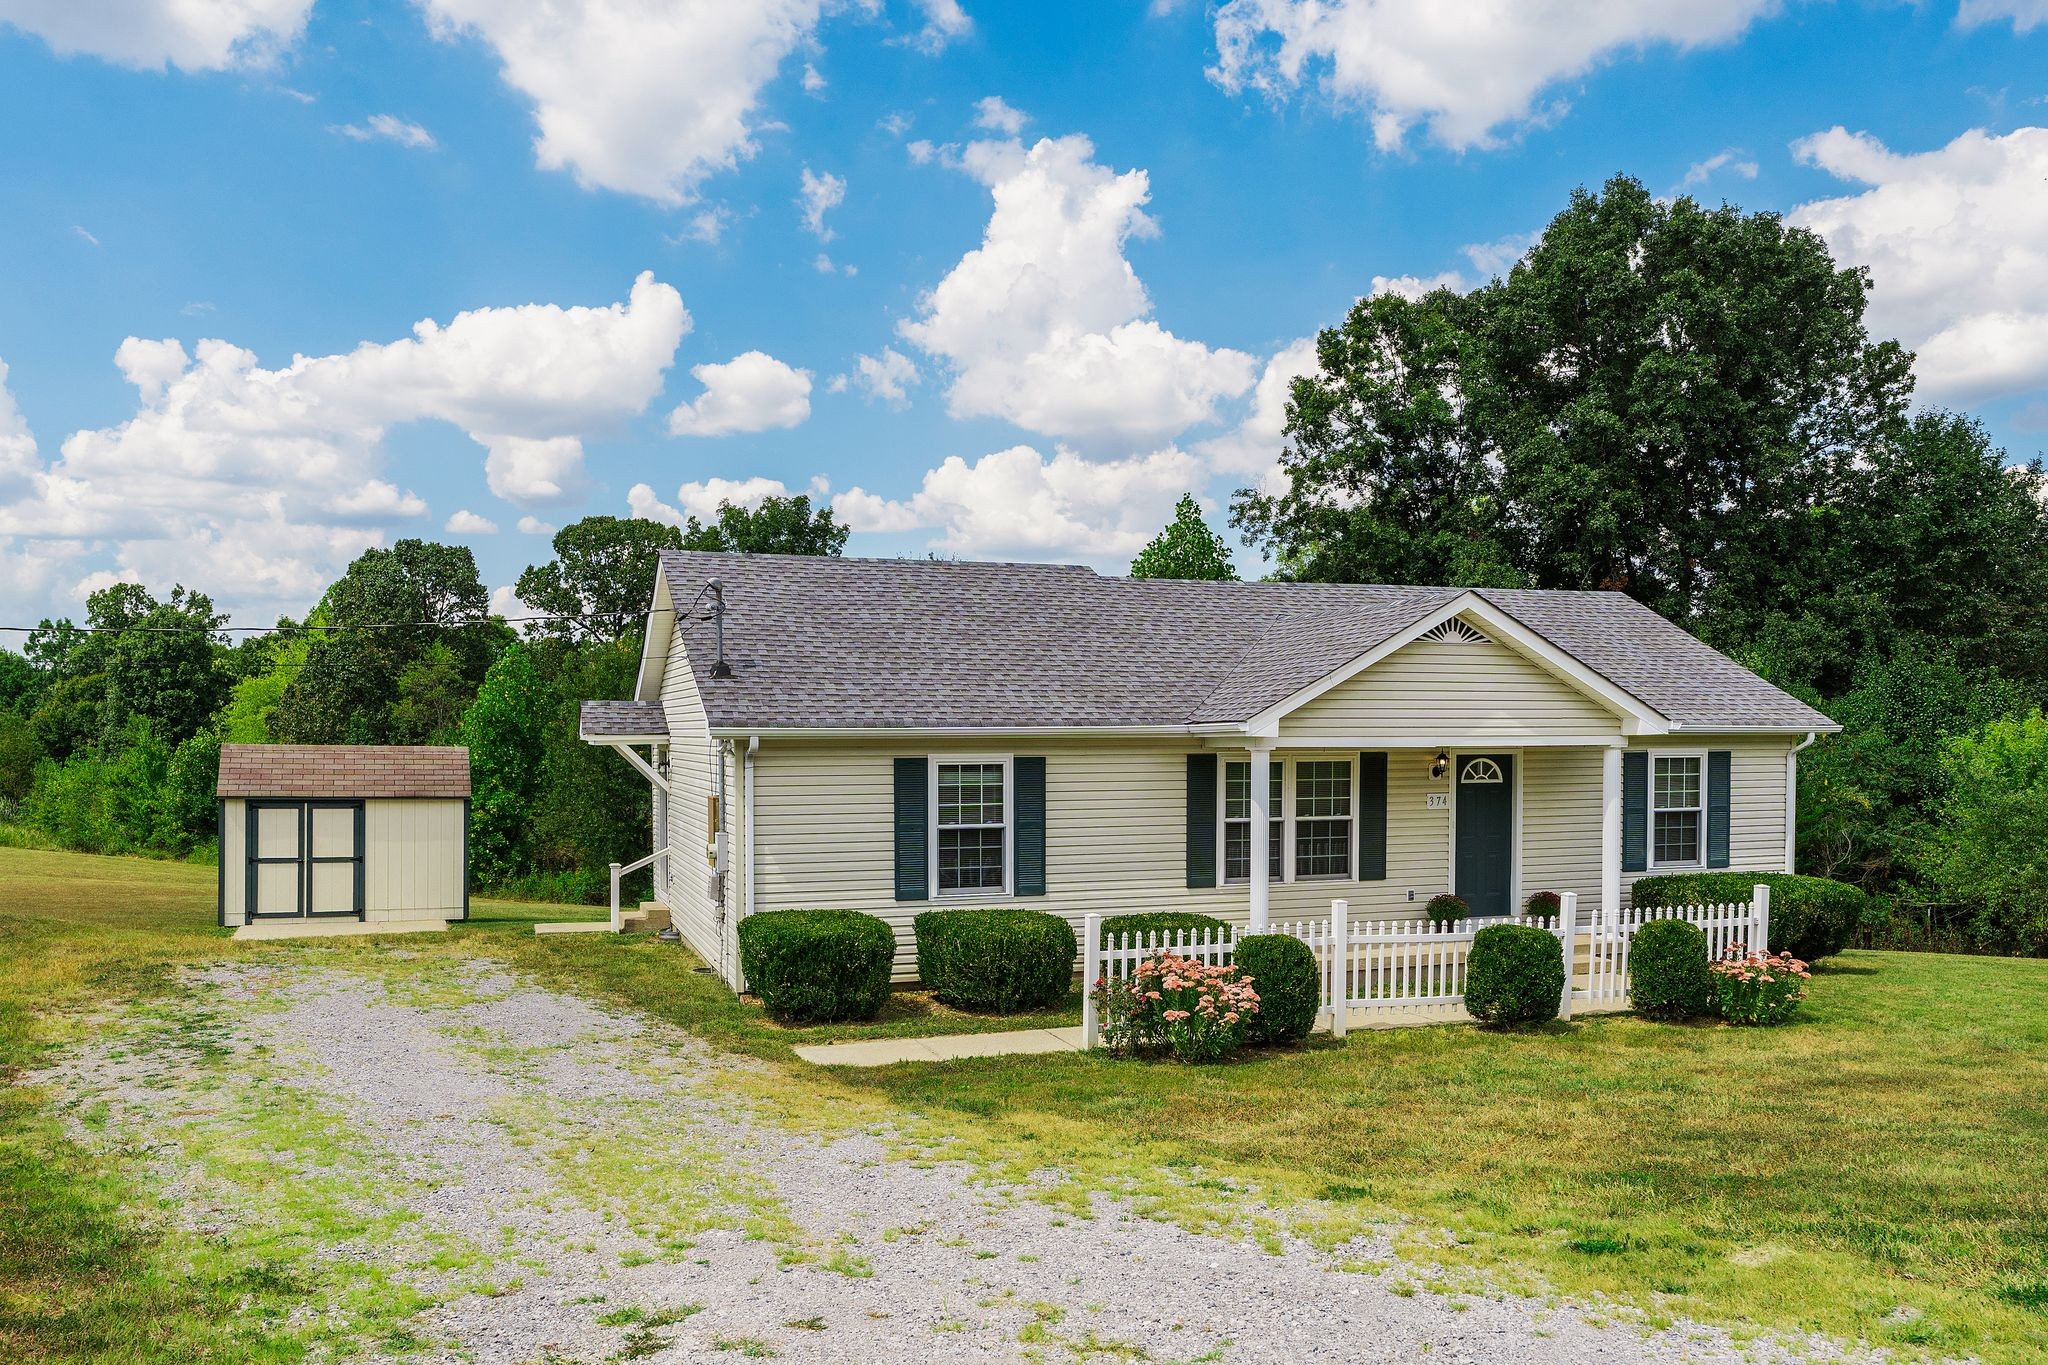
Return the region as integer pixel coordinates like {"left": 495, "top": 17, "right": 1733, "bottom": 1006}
{"left": 533, "top": 920, "right": 613, "bottom": 936}
{"left": 621, "top": 901, "right": 672, "bottom": 933}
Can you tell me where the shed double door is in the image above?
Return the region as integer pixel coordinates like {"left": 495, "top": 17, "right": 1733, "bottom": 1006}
{"left": 248, "top": 801, "right": 364, "bottom": 919}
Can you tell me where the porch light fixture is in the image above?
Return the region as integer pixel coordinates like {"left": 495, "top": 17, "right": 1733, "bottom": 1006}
{"left": 1430, "top": 751, "right": 1449, "bottom": 780}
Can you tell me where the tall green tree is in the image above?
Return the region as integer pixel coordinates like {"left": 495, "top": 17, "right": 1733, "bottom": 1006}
{"left": 515, "top": 515, "right": 684, "bottom": 646}
{"left": 461, "top": 642, "right": 551, "bottom": 885}
{"left": 98, "top": 585, "right": 231, "bottom": 745}
{"left": 1130, "top": 495, "right": 1240, "bottom": 581}
{"left": 1235, "top": 173, "right": 1915, "bottom": 620}
{"left": 271, "top": 540, "right": 503, "bottom": 744}
{"left": 680, "top": 494, "right": 850, "bottom": 556}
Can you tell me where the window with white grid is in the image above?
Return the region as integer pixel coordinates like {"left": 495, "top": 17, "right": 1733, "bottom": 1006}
{"left": 1293, "top": 759, "right": 1352, "bottom": 879}
{"left": 1651, "top": 754, "right": 1703, "bottom": 868}
{"left": 935, "top": 760, "right": 1007, "bottom": 894}
{"left": 1222, "top": 759, "right": 1284, "bottom": 883}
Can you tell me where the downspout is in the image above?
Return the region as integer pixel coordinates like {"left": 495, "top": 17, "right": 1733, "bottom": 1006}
{"left": 1785, "top": 732, "right": 1817, "bottom": 874}
{"left": 738, "top": 735, "right": 759, "bottom": 989}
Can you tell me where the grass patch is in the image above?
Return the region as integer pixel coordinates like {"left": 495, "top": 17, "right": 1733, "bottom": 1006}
{"left": 8, "top": 846, "right": 2048, "bottom": 1362}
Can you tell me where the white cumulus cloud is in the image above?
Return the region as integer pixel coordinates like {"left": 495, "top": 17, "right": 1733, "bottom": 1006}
{"left": 1207, "top": 0, "right": 1782, "bottom": 151}
{"left": 1790, "top": 124, "right": 2048, "bottom": 404}
{"left": 903, "top": 0, "right": 972, "bottom": 53}
{"left": 834, "top": 347, "right": 921, "bottom": 407}
{"left": 0, "top": 276, "right": 688, "bottom": 623}
{"left": 0, "top": 0, "right": 313, "bottom": 72}
{"left": 417, "top": 0, "right": 824, "bottom": 205}
{"left": 445, "top": 509, "right": 500, "bottom": 535}
{"left": 667, "top": 351, "right": 813, "bottom": 436}
{"left": 1195, "top": 336, "right": 1319, "bottom": 484}
{"left": 629, "top": 473, "right": 831, "bottom": 526}
{"left": 834, "top": 443, "right": 1203, "bottom": 561}
{"left": 1680, "top": 147, "right": 1759, "bottom": 188}
{"left": 899, "top": 133, "right": 1256, "bottom": 445}
{"left": 517, "top": 515, "right": 556, "bottom": 535}
{"left": 973, "top": 95, "right": 1028, "bottom": 135}
{"left": 797, "top": 165, "right": 846, "bottom": 240}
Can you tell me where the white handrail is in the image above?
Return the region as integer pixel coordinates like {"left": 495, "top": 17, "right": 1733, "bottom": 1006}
{"left": 609, "top": 846, "right": 669, "bottom": 932}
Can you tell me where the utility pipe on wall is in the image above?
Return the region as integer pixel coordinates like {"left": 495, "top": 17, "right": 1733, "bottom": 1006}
{"left": 1785, "top": 732, "right": 1817, "bottom": 874}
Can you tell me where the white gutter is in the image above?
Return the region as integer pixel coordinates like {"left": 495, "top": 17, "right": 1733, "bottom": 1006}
{"left": 1785, "top": 731, "right": 1818, "bottom": 873}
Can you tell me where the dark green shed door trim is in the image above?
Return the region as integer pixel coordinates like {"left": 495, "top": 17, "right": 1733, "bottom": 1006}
{"left": 1357, "top": 751, "right": 1388, "bottom": 881}
{"left": 1621, "top": 751, "right": 1648, "bottom": 873}
{"left": 1706, "top": 749, "right": 1732, "bottom": 868}
{"left": 1014, "top": 757, "right": 1047, "bottom": 896}
{"left": 894, "top": 757, "right": 929, "bottom": 901}
{"left": 1186, "top": 754, "right": 1217, "bottom": 889}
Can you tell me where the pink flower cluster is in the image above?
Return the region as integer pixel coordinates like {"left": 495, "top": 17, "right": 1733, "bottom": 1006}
{"left": 1093, "top": 951, "right": 1262, "bottom": 1062}
{"left": 1708, "top": 942, "right": 1809, "bottom": 1025}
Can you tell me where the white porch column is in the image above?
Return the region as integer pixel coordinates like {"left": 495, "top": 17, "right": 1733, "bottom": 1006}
{"left": 1600, "top": 743, "right": 1623, "bottom": 924}
{"left": 652, "top": 744, "right": 669, "bottom": 901}
{"left": 1249, "top": 741, "right": 1273, "bottom": 932}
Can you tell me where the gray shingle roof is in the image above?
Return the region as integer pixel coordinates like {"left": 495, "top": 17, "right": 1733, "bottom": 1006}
{"left": 654, "top": 552, "right": 1834, "bottom": 734}
{"left": 579, "top": 699, "right": 669, "bottom": 738}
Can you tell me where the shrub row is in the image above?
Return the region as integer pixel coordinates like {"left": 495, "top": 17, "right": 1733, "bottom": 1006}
{"left": 1631, "top": 872, "right": 1866, "bottom": 962}
{"left": 735, "top": 909, "right": 896, "bottom": 1023}
{"left": 914, "top": 908, "right": 1075, "bottom": 1013}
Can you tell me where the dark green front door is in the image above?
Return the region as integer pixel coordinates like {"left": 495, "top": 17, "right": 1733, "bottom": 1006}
{"left": 1454, "top": 754, "right": 1514, "bottom": 917}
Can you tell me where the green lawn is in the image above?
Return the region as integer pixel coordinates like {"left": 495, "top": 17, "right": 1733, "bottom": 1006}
{"left": 4, "top": 843, "right": 2047, "bottom": 1362}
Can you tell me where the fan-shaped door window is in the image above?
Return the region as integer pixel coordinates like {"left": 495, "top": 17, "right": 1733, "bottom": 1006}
{"left": 1460, "top": 757, "right": 1505, "bottom": 784}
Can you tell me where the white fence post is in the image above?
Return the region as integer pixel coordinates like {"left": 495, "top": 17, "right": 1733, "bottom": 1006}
{"left": 1753, "top": 884, "right": 1772, "bottom": 957}
{"left": 1081, "top": 914, "right": 1101, "bottom": 1049}
{"left": 1329, "top": 899, "right": 1349, "bottom": 1039}
{"left": 609, "top": 862, "right": 623, "bottom": 933}
{"left": 1557, "top": 892, "right": 1577, "bottom": 1020}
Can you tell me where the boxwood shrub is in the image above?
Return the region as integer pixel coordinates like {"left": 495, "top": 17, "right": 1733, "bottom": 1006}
{"left": 736, "top": 909, "right": 895, "bottom": 1023}
{"left": 1424, "top": 894, "right": 1468, "bottom": 926}
{"left": 1629, "top": 917, "right": 1712, "bottom": 1020}
{"left": 1233, "top": 934, "right": 1320, "bottom": 1045}
{"left": 1098, "top": 911, "right": 1230, "bottom": 947}
{"left": 913, "top": 908, "right": 1076, "bottom": 1013}
{"left": 1631, "top": 872, "right": 1866, "bottom": 963}
{"left": 1464, "top": 924, "right": 1563, "bottom": 1027}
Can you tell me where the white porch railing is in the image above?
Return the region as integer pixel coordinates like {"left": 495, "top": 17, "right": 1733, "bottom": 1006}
{"left": 1079, "top": 886, "right": 1772, "bottom": 1048}
{"left": 608, "top": 846, "right": 669, "bottom": 932}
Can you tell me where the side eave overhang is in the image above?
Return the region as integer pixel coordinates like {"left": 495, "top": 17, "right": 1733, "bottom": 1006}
{"left": 632, "top": 571, "right": 675, "bottom": 703}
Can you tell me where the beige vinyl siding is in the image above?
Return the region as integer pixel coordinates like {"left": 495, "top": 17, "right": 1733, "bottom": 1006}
{"left": 1622, "top": 739, "right": 1790, "bottom": 901}
{"left": 751, "top": 738, "right": 1467, "bottom": 981}
{"left": 220, "top": 798, "right": 247, "bottom": 925}
{"left": 1521, "top": 748, "right": 1602, "bottom": 909}
{"left": 661, "top": 636, "right": 743, "bottom": 976}
{"left": 1280, "top": 630, "right": 1622, "bottom": 742}
{"left": 363, "top": 798, "right": 465, "bottom": 920}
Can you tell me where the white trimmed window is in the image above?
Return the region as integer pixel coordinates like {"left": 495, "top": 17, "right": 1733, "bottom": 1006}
{"left": 1293, "top": 759, "right": 1353, "bottom": 879}
{"left": 1222, "top": 760, "right": 1284, "bottom": 883}
{"left": 934, "top": 758, "right": 1009, "bottom": 895}
{"left": 1651, "top": 753, "right": 1704, "bottom": 868}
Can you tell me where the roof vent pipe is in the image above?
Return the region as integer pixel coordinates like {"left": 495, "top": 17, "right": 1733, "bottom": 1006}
{"left": 707, "top": 579, "right": 733, "bottom": 679}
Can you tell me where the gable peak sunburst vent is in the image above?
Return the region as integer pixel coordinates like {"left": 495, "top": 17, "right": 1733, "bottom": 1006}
{"left": 1419, "top": 617, "right": 1489, "bottom": 646}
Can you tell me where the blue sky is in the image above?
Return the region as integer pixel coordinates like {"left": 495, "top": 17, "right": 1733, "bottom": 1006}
{"left": 0, "top": 0, "right": 2044, "bottom": 628}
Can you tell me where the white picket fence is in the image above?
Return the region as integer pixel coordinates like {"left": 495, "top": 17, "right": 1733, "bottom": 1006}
{"left": 1079, "top": 886, "right": 1771, "bottom": 1048}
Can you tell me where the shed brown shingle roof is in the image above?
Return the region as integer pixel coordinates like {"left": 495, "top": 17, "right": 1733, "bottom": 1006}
{"left": 217, "top": 745, "right": 472, "bottom": 798}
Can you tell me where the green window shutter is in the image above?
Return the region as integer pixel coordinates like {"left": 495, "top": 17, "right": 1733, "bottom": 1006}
{"left": 1186, "top": 754, "right": 1217, "bottom": 888}
{"left": 894, "top": 757, "right": 928, "bottom": 901}
{"left": 1014, "top": 757, "right": 1047, "bottom": 896}
{"left": 1357, "top": 751, "right": 1388, "bottom": 881}
{"left": 1622, "top": 751, "right": 1648, "bottom": 873}
{"left": 1706, "top": 749, "right": 1732, "bottom": 868}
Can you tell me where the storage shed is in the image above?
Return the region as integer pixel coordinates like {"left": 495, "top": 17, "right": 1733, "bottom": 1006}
{"left": 216, "top": 744, "right": 471, "bottom": 939}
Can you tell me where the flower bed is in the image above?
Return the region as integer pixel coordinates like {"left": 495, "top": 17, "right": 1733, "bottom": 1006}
{"left": 1092, "top": 951, "right": 1261, "bottom": 1063}
{"left": 1709, "top": 943, "right": 1810, "bottom": 1025}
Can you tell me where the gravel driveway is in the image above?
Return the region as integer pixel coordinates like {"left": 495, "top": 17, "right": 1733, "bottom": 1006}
{"left": 34, "top": 954, "right": 1871, "bottom": 1364}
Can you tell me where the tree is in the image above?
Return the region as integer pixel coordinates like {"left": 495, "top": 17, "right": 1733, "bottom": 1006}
{"left": 1235, "top": 174, "right": 1914, "bottom": 620}
{"left": 0, "top": 711, "right": 37, "bottom": 802}
{"left": 1130, "top": 496, "right": 1240, "bottom": 581}
{"left": 0, "top": 648, "right": 40, "bottom": 716}
{"left": 461, "top": 642, "right": 551, "bottom": 885}
{"left": 680, "top": 494, "right": 849, "bottom": 557}
{"left": 99, "top": 585, "right": 231, "bottom": 745}
{"left": 1921, "top": 711, "right": 2048, "bottom": 955}
{"left": 271, "top": 540, "right": 504, "bottom": 744}
{"left": 515, "top": 515, "right": 684, "bottom": 646}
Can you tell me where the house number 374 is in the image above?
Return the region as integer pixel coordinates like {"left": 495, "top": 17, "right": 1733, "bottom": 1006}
{"left": 1426, "top": 793, "right": 1449, "bottom": 809}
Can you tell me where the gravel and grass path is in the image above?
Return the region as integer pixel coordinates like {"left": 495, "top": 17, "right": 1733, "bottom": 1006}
{"left": 35, "top": 952, "right": 1865, "bottom": 1365}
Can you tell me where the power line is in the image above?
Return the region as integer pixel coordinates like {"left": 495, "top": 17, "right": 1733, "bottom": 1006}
{"left": 0, "top": 603, "right": 719, "bottom": 637}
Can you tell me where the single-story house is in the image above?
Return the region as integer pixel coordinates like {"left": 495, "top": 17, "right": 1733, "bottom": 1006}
{"left": 216, "top": 744, "right": 471, "bottom": 939}
{"left": 580, "top": 552, "right": 1836, "bottom": 987}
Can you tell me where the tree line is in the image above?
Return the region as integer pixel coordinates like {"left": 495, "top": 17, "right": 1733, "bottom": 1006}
{"left": 0, "top": 498, "right": 849, "bottom": 903}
